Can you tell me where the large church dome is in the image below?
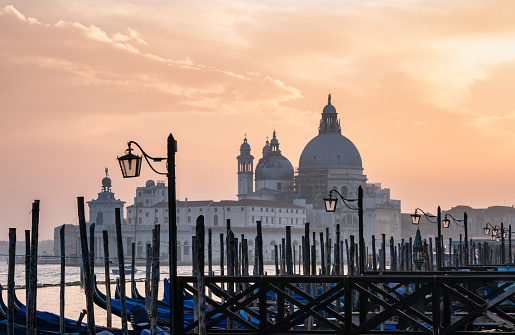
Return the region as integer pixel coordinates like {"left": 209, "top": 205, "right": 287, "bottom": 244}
{"left": 298, "top": 94, "right": 362, "bottom": 169}
{"left": 299, "top": 133, "right": 362, "bottom": 169}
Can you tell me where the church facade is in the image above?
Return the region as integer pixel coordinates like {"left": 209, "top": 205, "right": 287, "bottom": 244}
{"left": 237, "top": 95, "right": 402, "bottom": 246}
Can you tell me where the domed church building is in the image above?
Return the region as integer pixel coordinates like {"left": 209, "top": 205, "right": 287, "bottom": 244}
{"left": 238, "top": 94, "right": 401, "bottom": 243}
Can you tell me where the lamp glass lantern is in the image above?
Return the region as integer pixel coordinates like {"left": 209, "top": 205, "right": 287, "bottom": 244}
{"left": 118, "top": 152, "right": 142, "bottom": 178}
{"left": 442, "top": 218, "right": 450, "bottom": 229}
{"left": 324, "top": 195, "right": 337, "bottom": 212}
{"left": 411, "top": 213, "right": 421, "bottom": 225}
{"left": 493, "top": 228, "right": 499, "bottom": 236}
{"left": 484, "top": 227, "right": 490, "bottom": 235}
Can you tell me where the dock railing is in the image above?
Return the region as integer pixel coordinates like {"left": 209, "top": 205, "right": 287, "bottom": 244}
{"left": 177, "top": 272, "right": 515, "bottom": 335}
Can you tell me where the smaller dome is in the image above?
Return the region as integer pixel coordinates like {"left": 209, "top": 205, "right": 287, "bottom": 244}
{"left": 146, "top": 180, "right": 155, "bottom": 187}
{"left": 323, "top": 104, "right": 336, "bottom": 114}
{"left": 262, "top": 142, "right": 271, "bottom": 156}
{"left": 102, "top": 177, "right": 111, "bottom": 188}
{"left": 323, "top": 94, "right": 336, "bottom": 114}
{"left": 240, "top": 138, "right": 250, "bottom": 151}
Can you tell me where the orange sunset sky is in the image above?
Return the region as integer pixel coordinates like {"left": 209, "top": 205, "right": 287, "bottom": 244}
{"left": 1, "top": 1, "right": 515, "bottom": 240}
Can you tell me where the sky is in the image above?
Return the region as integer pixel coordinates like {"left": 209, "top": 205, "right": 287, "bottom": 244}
{"left": 1, "top": 0, "right": 515, "bottom": 240}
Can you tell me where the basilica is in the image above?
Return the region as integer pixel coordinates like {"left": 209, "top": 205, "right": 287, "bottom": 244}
{"left": 237, "top": 94, "right": 402, "bottom": 245}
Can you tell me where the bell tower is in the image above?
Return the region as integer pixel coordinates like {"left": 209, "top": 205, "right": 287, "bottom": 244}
{"left": 237, "top": 135, "right": 254, "bottom": 199}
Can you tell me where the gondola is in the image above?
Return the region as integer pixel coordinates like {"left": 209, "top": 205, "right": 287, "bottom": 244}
{"left": 0, "top": 284, "right": 143, "bottom": 334}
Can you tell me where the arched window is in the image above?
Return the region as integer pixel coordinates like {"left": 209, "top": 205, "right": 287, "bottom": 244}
{"left": 184, "top": 240, "right": 190, "bottom": 256}
{"left": 213, "top": 215, "right": 218, "bottom": 226}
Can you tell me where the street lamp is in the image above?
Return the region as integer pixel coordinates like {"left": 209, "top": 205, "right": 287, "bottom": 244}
{"left": 324, "top": 186, "right": 364, "bottom": 274}
{"left": 443, "top": 213, "right": 468, "bottom": 265}
{"left": 118, "top": 135, "right": 178, "bottom": 333}
{"left": 411, "top": 207, "right": 443, "bottom": 271}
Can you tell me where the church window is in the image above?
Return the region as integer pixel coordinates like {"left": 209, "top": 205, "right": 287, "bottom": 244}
{"left": 138, "top": 192, "right": 142, "bottom": 197}
{"left": 271, "top": 218, "right": 274, "bottom": 224}
{"left": 271, "top": 208, "right": 273, "bottom": 212}
{"left": 188, "top": 216, "right": 191, "bottom": 223}
{"left": 96, "top": 212, "right": 103, "bottom": 225}
{"left": 139, "top": 218, "right": 142, "bottom": 224}
{"left": 188, "top": 208, "right": 191, "bottom": 212}
{"left": 227, "top": 207, "right": 231, "bottom": 212}
{"left": 241, "top": 207, "right": 244, "bottom": 211}
{"left": 215, "top": 208, "right": 218, "bottom": 213}
{"left": 296, "top": 210, "right": 298, "bottom": 213}
{"left": 266, "top": 208, "right": 268, "bottom": 212}
{"left": 128, "top": 218, "right": 132, "bottom": 224}
{"left": 184, "top": 241, "right": 189, "bottom": 256}
{"left": 214, "top": 215, "right": 218, "bottom": 226}
{"left": 139, "top": 209, "right": 142, "bottom": 213}
{"left": 277, "top": 183, "right": 282, "bottom": 190}
{"left": 155, "top": 217, "right": 158, "bottom": 223}
{"left": 341, "top": 186, "right": 348, "bottom": 198}
{"left": 252, "top": 216, "right": 255, "bottom": 223}
{"left": 279, "top": 209, "right": 281, "bottom": 213}
{"left": 199, "top": 208, "right": 202, "bottom": 212}
{"left": 128, "top": 209, "right": 132, "bottom": 214}
{"left": 146, "top": 213, "right": 149, "bottom": 217}
{"left": 146, "top": 199, "right": 149, "bottom": 204}
{"left": 266, "top": 217, "right": 268, "bottom": 223}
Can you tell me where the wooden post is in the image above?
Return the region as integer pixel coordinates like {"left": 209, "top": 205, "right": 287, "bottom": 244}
{"left": 320, "top": 232, "right": 325, "bottom": 275}
{"left": 256, "top": 221, "right": 264, "bottom": 275}
{"left": 78, "top": 197, "right": 96, "bottom": 335}
{"left": 24, "top": 229, "right": 30, "bottom": 307}
{"left": 208, "top": 228, "right": 213, "bottom": 275}
{"left": 304, "top": 222, "right": 310, "bottom": 275}
{"left": 274, "top": 245, "right": 279, "bottom": 275}
{"left": 90, "top": 223, "right": 95, "bottom": 276}
{"left": 7, "top": 228, "right": 16, "bottom": 335}
{"left": 429, "top": 238, "right": 434, "bottom": 271}
{"left": 349, "top": 236, "right": 355, "bottom": 275}
{"left": 286, "top": 226, "right": 293, "bottom": 275}
{"left": 326, "top": 228, "right": 331, "bottom": 275}
{"left": 372, "top": 235, "right": 377, "bottom": 271}
{"left": 335, "top": 224, "right": 341, "bottom": 275}
{"left": 27, "top": 200, "right": 40, "bottom": 335}
{"left": 145, "top": 243, "right": 151, "bottom": 311}
{"left": 114, "top": 207, "right": 128, "bottom": 335}
{"left": 381, "top": 234, "right": 386, "bottom": 271}
{"left": 389, "top": 236, "right": 394, "bottom": 271}
{"left": 131, "top": 242, "right": 136, "bottom": 298}
{"left": 102, "top": 230, "right": 112, "bottom": 328}
{"left": 196, "top": 216, "right": 206, "bottom": 335}
{"left": 60, "top": 226, "right": 66, "bottom": 333}
{"left": 151, "top": 225, "right": 160, "bottom": 335}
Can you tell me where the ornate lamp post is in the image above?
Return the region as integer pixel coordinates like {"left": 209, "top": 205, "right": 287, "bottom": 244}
{"left": 411, "top": 207, "right": 443, "bottom": 271}
{"left": 484, "top": 222, "right": 514, "bottom": 265}
{"left": 413, "top": 227, "right": 425, "bottom": 271}
{"left": 118, "top": 134, "right": 178, "bottom": 333}
{"left": 442, "top": 212, "right": 468, "bottom": 265}
{"left": 324, "top": 185, "right": 364, "bottom": 274}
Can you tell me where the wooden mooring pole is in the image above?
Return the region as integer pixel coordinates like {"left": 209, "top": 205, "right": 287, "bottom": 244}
{"left": 7, "top": 228, "right": 16, "bottom": 335}
{"left": 27, "top": 200, "right": 40, "bottom": 335}
{"left": 102, "top": 230, "right": 112, "bottom": 327}
{"left": 196, "top": 216, "right": 206, "bottom": 335}
{"left": 115, "top": 207, "right": 128, "bottom": 335}
{"left": 78, "top": 197, "right": 96, "bottom": 335}
{"left": 60, "top": 226, "right": 65, "bottom": 333}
